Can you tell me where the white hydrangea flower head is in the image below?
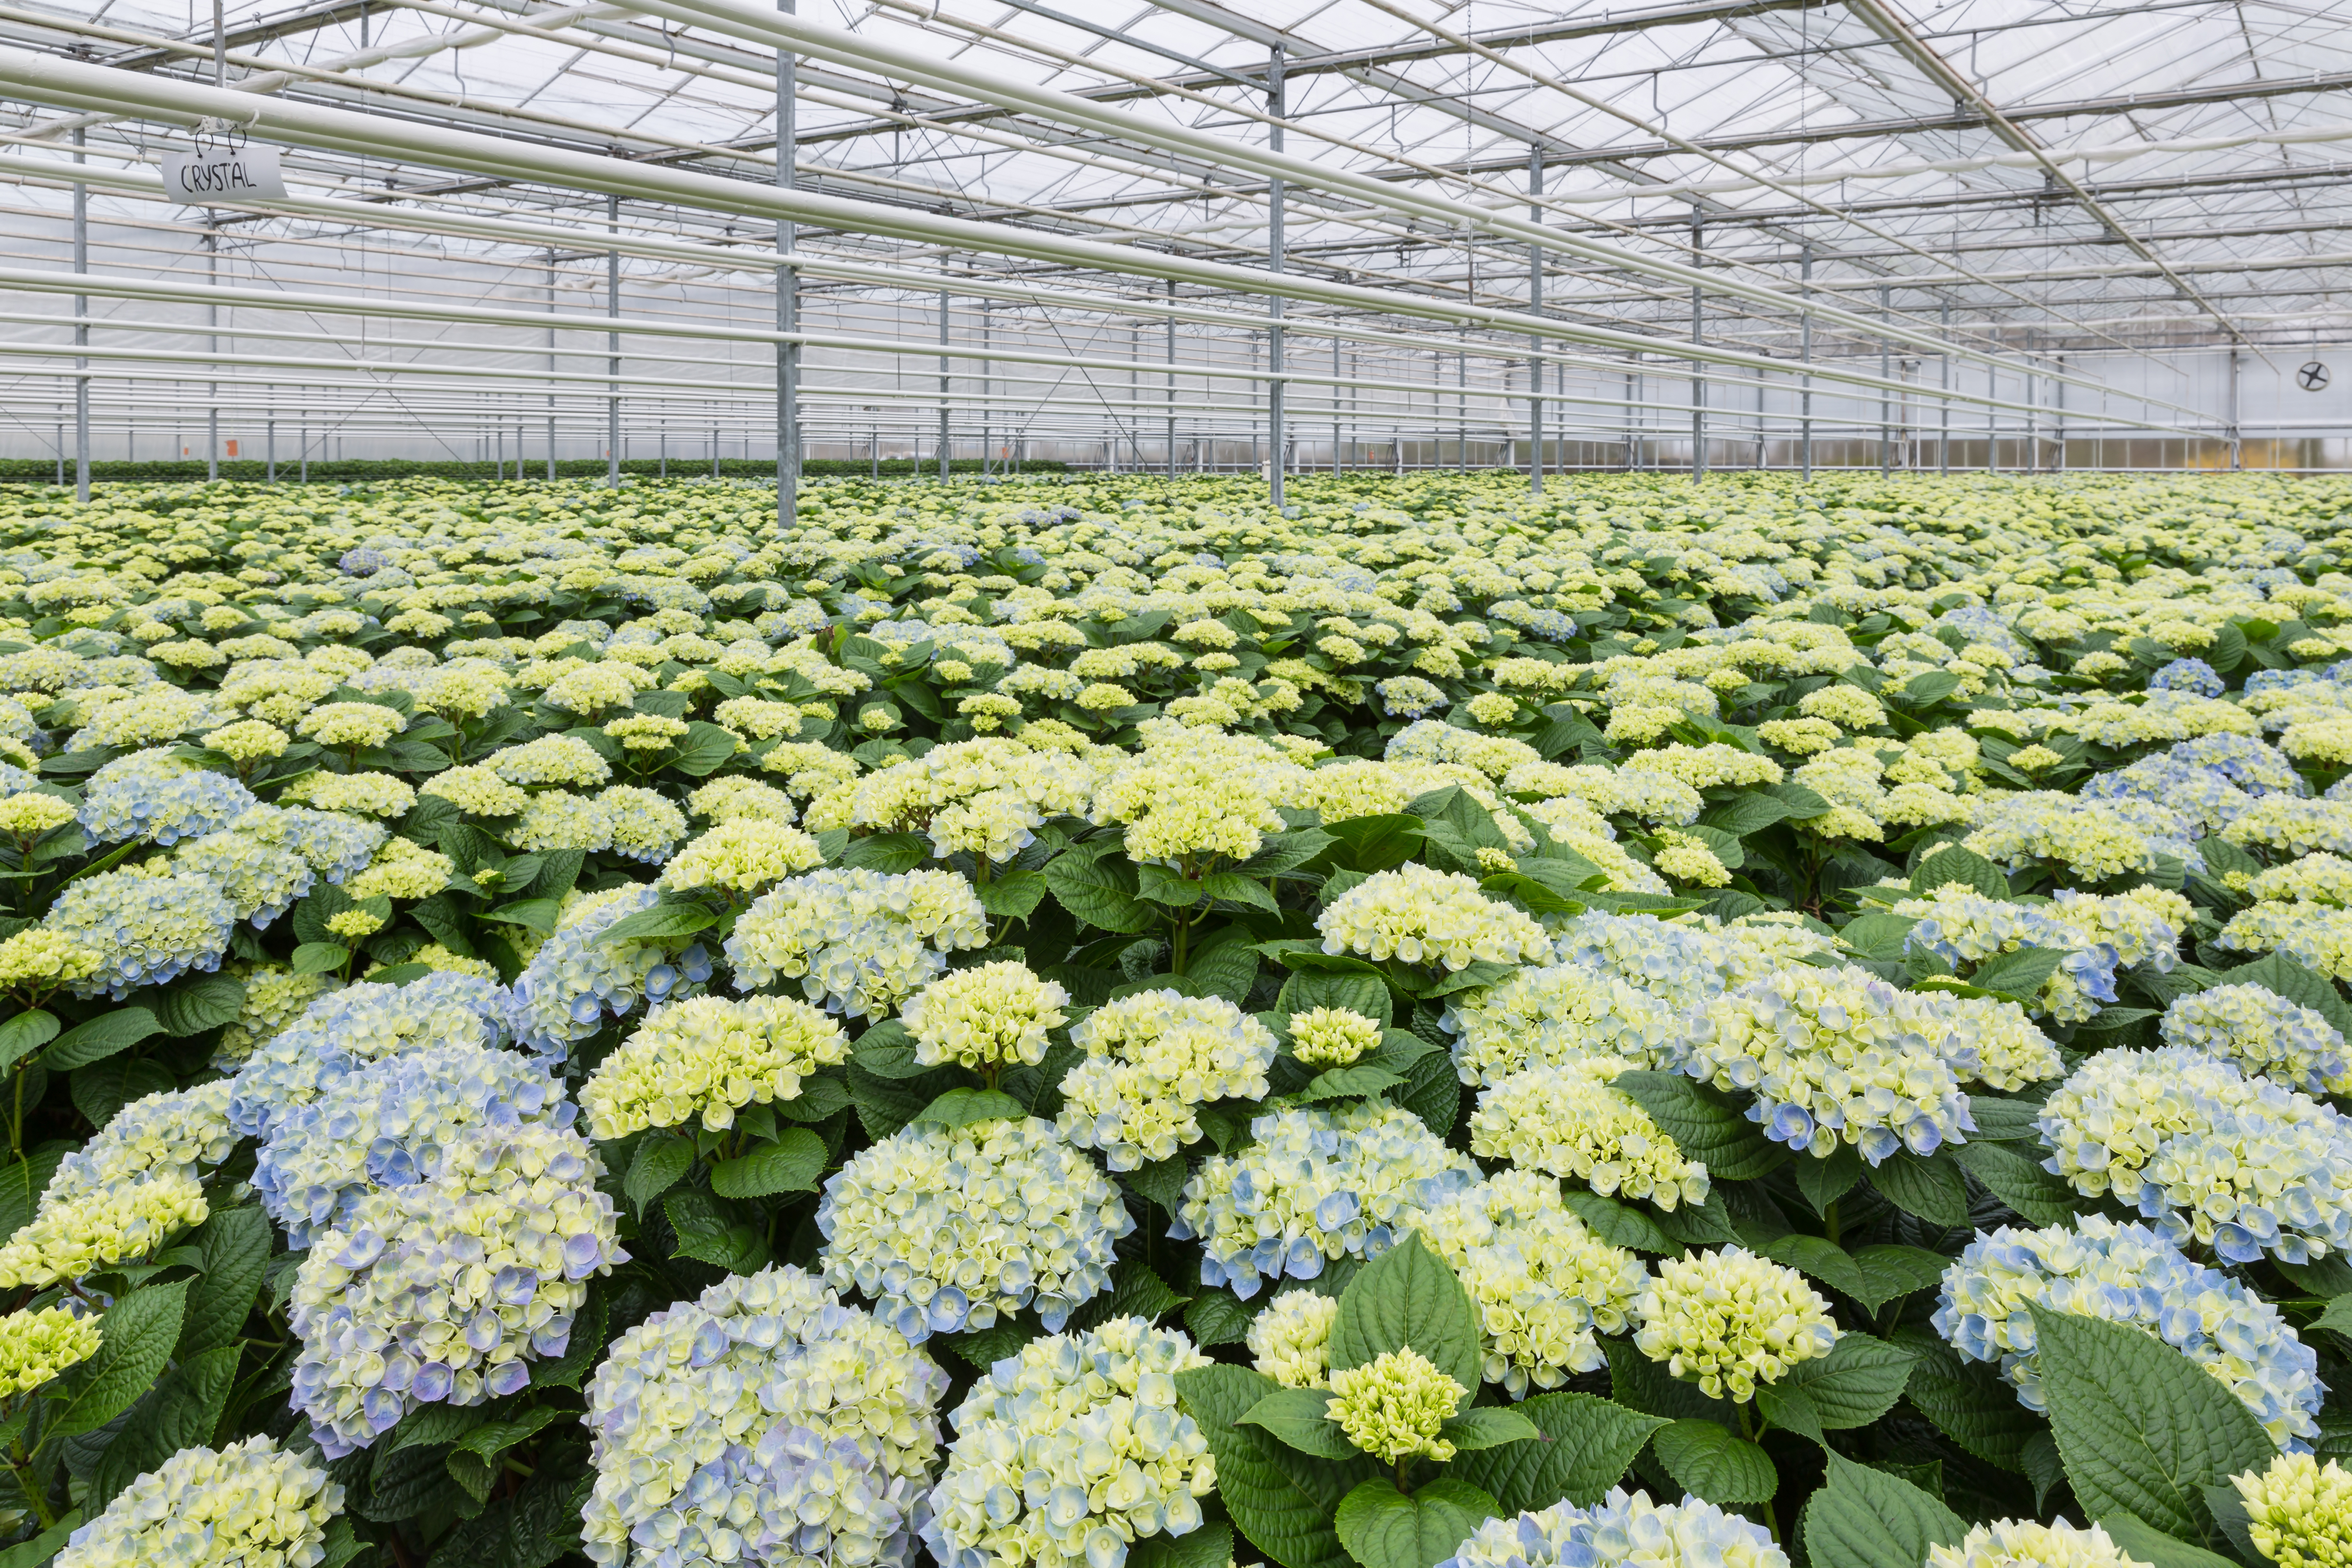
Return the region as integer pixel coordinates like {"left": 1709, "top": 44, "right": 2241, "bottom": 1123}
{"left": 1469, "top": 1059, "right": 1710, "bottom": 1212}
{"left": 1090, "top": 723, "right": 1305, "bottom": 867}
{"left": 512, "top": 883, "right": 712, "bottom": 1056}
{"left": 2233, "top": 1452, "right": 2352, "bottom": 1568}
{"left": 2160, "top": 983, "right": 2350, "bottom": 1095}
{"left": 1550, "top": 911, "right": 1738, "bottom": 1012}
{"left": 1317, "top": 863, "right": 1547, "bottom": 972}
{"left": 1412, "top": 1170, "right": 1650, "bottom": 1397}
{"left": 1925, "top": 1519, "right": 2150, "bottom": 1568}
{"left": 230, "top": 970, "right": 518, "bottom": 1138}
{"left": 905, "top": 960, "right": 1071, "bottom": 1073}
{"left": 0, "top": 1081, "right": 237, "bottom": 1287}
{"left": 44, "top": 866, "right": 236, "bottom": 1000}
{"left": 77, "top": 748, "right": 256, "bottom": 845}
{"left": 659, "top": 819, "right": 824, "bottom": 898}
{"left": 1057, "top": 989, "right": 1275, "bottom": 1170}
{"left": 1175, "top": 1102, "right": 1479, "bottom": 1298}
{"left": 1326, "top": 1346, "right": 1464, "bottom": 1462}
{"left": 1683, "top": 964, "right": 1977, "bottom": 1165}
{"left": 727, "top": 867, "right": 989, "bottom": 1021}
{"left": 582, "top": 1264, "right": 950, "bottom": 1568}
{"left": 583, "top": 993, "right": 848, "bottom": 1139}
{"left": 923, "top": 1318, "right": 1215, "bottom": 1568}
{"left": 1630, "top": 1246, "right": 1838, "bottom": 1403}
{"left": 53, "top": 1435, "right": 343, "bottom": 1568}
{"left": 1443, "top": 961, "right": 1688, "bottom": 1086}
{"left": 2038, "top": 1045, "right": 2352, "bottom": 1265}
{"left": 818, "top": 1116, "right": 1131, "bottom": 1341}
{"left": 0, "top": 1303, "right": 100, "bottom": 1397}
{"left": 254, "top": 1040, "right": 576, "bottom": 1247}
{"left": 289, "top": 1121, "right": 625, "bottom": 1457}
{"left": 1934, "top": 1215, "right": 2322, "bottom": 1450}
{"left": 1437, "top": 1490, "right": 1788, "bottom": 1568}
{"left": 1247, "top": 1290, "right": 1339, "bottom": 1389}
{"left": 1289, "top": 1006, "right": 1381, "bottom": 1067}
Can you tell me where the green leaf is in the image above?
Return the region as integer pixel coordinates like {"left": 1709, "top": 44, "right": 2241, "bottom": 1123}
{"left": 72, "top": 1054, "right": 171, "bottom": 1127}
{"left": 672, "top": 721, "right": 740, "bottom": 776}
{"left": 1600, "top": 1336, "right": 1735, "bottom": 1427}
{"left": 1395, "top": 1049, "right": 1461, "bottom": 1140}
{"left": 1838, "top": 912, "right": 1917, "bottom": 962}
{"left": 914, "top": 1087, "right": 1027, "bottom": 1128}
{"left": 850, "top": 1019, "right": 928, "bottom": 1079}
{"left": 1188, "top": 924, "right": 1264, "bottom": 1004}
{"left": 1850, "top": 1245, "right": 1953, "bottom": 1313}
{"left": 1650, "top": 1419, "right": 1777, "bottom": 1505}
{"left": 978, "top": 866, "right": 1048, "bottom": 921}
{"left": 1438, "top": 1407, "right": 1541, "bottom": 1452}
{"left": 1130, "top": 1522, "right": 1234, "bottom": 1568}
{"left": 1966, "top": 1095, "right": 2048, "bottom": 1143}
{"left": 181, "top": 1204, "right": 270, "bottom": 1357}
{"left": 1610, "top": 1072, "right": 1786, "bottom": 1181}
{"left": 1329, "top": 1233, "right": 1482, "bottom": 1394}
{"left": 446, "top": 1407, "right": 569, "bottom": 1503}
{"left": 1793, "top": 1142, "right": 1865, "bottom": 1217}
{"left": 2033, "top": 1305, "right": 2274, "bottom": 1545}
{"left": 843, "top": 832, "right": 931, "bottom": 873}
{"left": 1801, "top": 1449, "right": 1967, "bottom": 1568}
{"left": 1970, "top": 945, "right": 2067, "bottom": 999}
{"left": 624, "top": 1132, "right": 692, "bottom": 1216}
{"left": 0, "top": 1514, "right": 80, "bottom": 1568}
{"left": 1322, "top": 814, "right": 1425, "bottom": 874}
{"left": 1902, "top": 1334, "right": 2044, "bottom": 1470}
{"left": 1334, "top": 1478, "right": 1498, "bottom": 1568}
{"left": 1760, "top": 1233, "right": 1866, "bottom": 1302}
{"left": 1556, "top": 1190, "right": 1675, "bottom": 1253}
{"left": 42, "top": 1007, "right": 155, "bottom": 1071}
{"left": 146, "top": 973, "right": 244, "bottom": 1035}
{"left": 1910, "top": 844, "right": 2008, "bottom": 898}
{"left": 1771, "top": 1333, "right": 1914, "bottom": 1431}
{"left": 710, "top": 1129, "right": 828, "bottom": 1199}
{"left": 663, "top": 1191, "right": 769, "bottom": 1274}
{"left": 1951, "top": 1139, "right": 2080, "bottom": 1225}
{"left": 1297, "top": 1066, "right": 1404, "bottom": 1103}
{"left": 1700, "top": 791, "right": 1797, "bottom": 838}
{"left": 1046, "top": 848, "right": 1157, "bottom": 934}
{"left": 1277, "top": 973, "right": 1393, "bottom": 1029}
{"left": 529, "top": 1280, "right": 608, "bottom": 1392}
{"left": 87, "top": 1343, "right": 239, "bottom": 1511}
{"left": 1241, "top": 829, "right": 1336, "bottom": 877}
{"left": 290, "top": 941, "right": 350, "bottom": 975}
{"left": 1197, "top": 871, "right": 1280, "bottom": 912}
{"left": 1176, "top": 1365, "right": 1361, "bottom": 1568}
{"left": 1870, "top": 1151, "right": 1971, "bottom": 1227}
{"left": 46, "top": 1279, "right": 189, "bottom": 1439}
{"left": 1447, "top": 1392, "right": 1666, "bottom": 1514}
{"left": 2098, "top": 1511, "right": 2245, "bottom": 1568}
{"left": 0, "top": 1009, "right": 57, "bottom": 1074}
{"left": 597, "top": 902, "right": 715, "bottom": 945}
{"left": 1241, "top": 1387, "right": 1359, "bottom": 1459}
{"left": 1184, "top": 1291, "right": 1258, "bottom": 1349}
{"left": 0, "top": 1149, "right": 64, "bottom": 1244}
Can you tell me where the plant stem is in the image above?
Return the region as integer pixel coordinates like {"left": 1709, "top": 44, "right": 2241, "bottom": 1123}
{"left": 1823, "top": 1199, "right": 1840, "bottom": 1248}
{"left": 1171, "top": 912, "right": 1191, "bottom": 977}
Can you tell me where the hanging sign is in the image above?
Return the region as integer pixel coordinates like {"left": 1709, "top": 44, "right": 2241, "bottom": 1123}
{"left": 161, "top": 122, "right": 285, "bottom": 204}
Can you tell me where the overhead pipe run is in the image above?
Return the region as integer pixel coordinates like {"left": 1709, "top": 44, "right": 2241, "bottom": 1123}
{"left": 0, "top": 53, "right": 2211, "bottom": 434}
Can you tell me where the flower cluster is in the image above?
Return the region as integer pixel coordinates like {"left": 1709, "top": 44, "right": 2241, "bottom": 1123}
{"left": 582, "top": 993, "right": 848, "bottom": 1139}
{"left": 922, "top": 1318, "right": 1215, "bottom": 1568}
{"left": 581, "top": 1264, "right": 948, "bottom": 1568}
{"left": 1316, "top": 863, "right": 1547, "bottom": 971}
{"left": 1469, "top": 1060, "right": 1710, "bottom": 1211}
{"left": 1176, "top": 1102, "right": 1479, "bottom": 1298}
{"left": 288, "top": 1121, "right": 625, "bottom": 1456}
{"left": 0, "top": 1304, "right": 100, "bottom": 1397}
{"left": 1413, "top": 1170, "right": 1650, "bottom": 1396}
{"left": 727, "top": 867, "right": 989, "bottom": 1019}
{"left": 1443, "top": 961, "right": 1688, "bottom": 1086}
{"left": 1684, "top": 965, "right": 1977, "bottom": 1164}
{"left": 1934, "top": 1215, "right": 2322, "bottom": 1449}
{"left": 2037, "top": 1045, "right": 2352, "bottom": 1265}
{"left": 1630, "top": 1246, "right": 1838, "bottom": 1402}
{"left": 818, "top": 1116, "right": 1131, "bottom": 1340}
{"left": 0, "top": 1081, "right": 236, "bottom": 1286}
{"left": 512, "top": 883, "right": 711, "bottom": 1055}
{"left": 905, "top": 960, "right": 1070, "bottom": 1073}
{"left": 2159, "top": 983, "right": 2350, "bottom": 1094}
{"left": 1058, "top": 989, "right": 1275, "bottom": 1169}
{"left": 1924, "top": 1521, "right": 2150, "bottom": 1568}
{"left": 2233, "top": 1452, "right": 2352, "bottom": 1568}
{"left": 54, "top": 1436, "right": 343, "bottom": 1568}
{"left": 1326, "top": 1347, "right": 1465, "bottom": 1462}
{"left": 1248, "top": 1290, "right": 1340, "bottom": 1389}
{"left": 1438, "top": 1492, "right": 1788, "bottom": 1568}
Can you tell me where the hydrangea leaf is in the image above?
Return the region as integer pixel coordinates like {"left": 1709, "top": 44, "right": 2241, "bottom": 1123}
{"left": 0, "top": 1008, "right": 59, "bottom": 1074}
{"left": 1446, "top": 1393, "right": 1665, "bottom": 1513}
{"left": 2032, "top": 1305, "right": 2274, "bottom": 1545}
{"left": 1329, "top": 1232, "right": 1482, "bottom": 1393}
{"left": 1176, "top": 1365, "right": 1362, "bottom": 1568}
{"left": 1650, "top": 1420, "right": 1776, "bottom": 1505}
{"left": 709, "top": 1128, "right": 827, "bottom": 1198}
{"left": 1242, "top": 1387, "right": 1360, "bottom": 1460}
{"left": 1610, "top": 1072, "right": 1787, "bottom": 1181}
{"left": 2100, "top": 1509, "right": 2244, "bottom": 1568}
{"left": 1949, "top": 1139, "right": 2080, "bottom": 1225}
{"left": 1869, "top": 1150, "right": 1972, "bottom": 1227}
{"left": 1800, "top": 1449, "right": 1966, "bottom": 1568}
{"left": 1437, "top": 1407, "right": 1540, "bottom": 1452}
{"left": 45, "top": 1279, "right": 188, "bottom": 1441}
{"left": 1333, "top": 1477, "right": 1498, "bottom": 1568}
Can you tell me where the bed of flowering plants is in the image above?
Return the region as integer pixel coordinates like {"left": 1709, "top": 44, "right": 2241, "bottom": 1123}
{"left": 2, "top": 468, "right": 2352, "bottom": 1568}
